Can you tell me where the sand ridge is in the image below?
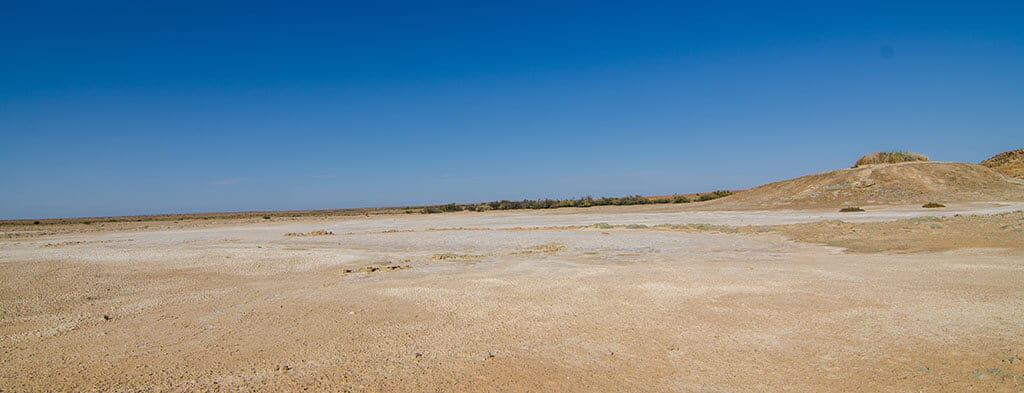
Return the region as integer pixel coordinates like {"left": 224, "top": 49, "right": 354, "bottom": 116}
{"left": 702, "top": 161, "right": 1024, "bottom": 209}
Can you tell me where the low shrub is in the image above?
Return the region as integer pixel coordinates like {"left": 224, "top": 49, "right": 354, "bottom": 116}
{"left": 839, "top": 207, "right": 865, "bottom": 212}
{"left": 696, "top": 190, "right": 734, "bottom": 202}
{"left": 922, "top": 202, "right": 945, "bottom": 208}
{"left": 406, "top": 190, "right": 735, "bottom": 215}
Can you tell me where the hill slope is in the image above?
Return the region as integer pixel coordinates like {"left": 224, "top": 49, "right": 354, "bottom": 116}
{"left": 703, "top": 161, "right": 1024, "bottom": 210}
{"left": 981, "top": 149, "right": 1024, "bottom": 179}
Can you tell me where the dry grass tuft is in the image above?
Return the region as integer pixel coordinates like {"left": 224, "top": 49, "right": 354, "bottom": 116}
{"left": 284, "top": 230, "right": 334, "bottom": 237}
{"left": 431, "top": 253, "right": 484, "bottom": 261}
{"left": 854, "top": 151, "right": 929, "bottom": 167}
{"left": 512, "top": 242, "right": 566, "bottom": 255}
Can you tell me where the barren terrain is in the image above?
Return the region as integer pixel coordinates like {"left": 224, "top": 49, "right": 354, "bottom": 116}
{"left": 2, "top": 201, "right": 1024, "bottom": 392}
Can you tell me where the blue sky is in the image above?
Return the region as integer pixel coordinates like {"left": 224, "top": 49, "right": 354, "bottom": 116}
{"left": 2, "top": 1, "right": 1022, "bottom": 219}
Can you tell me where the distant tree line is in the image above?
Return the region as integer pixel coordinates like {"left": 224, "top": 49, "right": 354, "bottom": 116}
{"left": 416, "top": 191, "right": 734, "bottom": 214}
{"left": 4, "top": 190, "right": 735, "bottom": 225}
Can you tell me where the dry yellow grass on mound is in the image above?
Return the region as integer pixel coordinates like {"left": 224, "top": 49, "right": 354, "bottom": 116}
{"left": 982, "top": 149, "right": 1024, "bottom": 179}
{"left": 854, "top": 151, "right": 929, "bottom": 167}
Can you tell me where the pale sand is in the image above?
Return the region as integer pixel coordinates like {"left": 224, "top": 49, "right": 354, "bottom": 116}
{"left": 2, "top": 203, "right": 1023, "bottom": 391}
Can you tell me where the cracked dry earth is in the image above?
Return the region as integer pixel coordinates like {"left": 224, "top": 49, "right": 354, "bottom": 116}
{"left": 2, "top": 203, "right": 1023, "bottom": 391}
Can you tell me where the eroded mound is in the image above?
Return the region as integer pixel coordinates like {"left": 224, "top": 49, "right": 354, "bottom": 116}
{"left": 703, "top": 161, "right": 1024, "bottom": 209}
{"left": 981, "top": 149, "right": 1024, "bottom": 179}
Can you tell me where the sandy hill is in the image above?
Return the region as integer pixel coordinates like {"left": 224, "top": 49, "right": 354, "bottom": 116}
{"left": 702, "top": 161, "right": 1024, "bottom": 210}
{"left": 981, "top": 149, "right": 1024, "bottom": 179}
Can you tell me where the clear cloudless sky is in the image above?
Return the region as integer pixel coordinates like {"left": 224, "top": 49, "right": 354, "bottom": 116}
{"left": 1, "top": 1, "right": 1022, "bottom": 219}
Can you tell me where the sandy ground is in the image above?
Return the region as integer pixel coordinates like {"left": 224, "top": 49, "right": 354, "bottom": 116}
{"left": 2, "top": 203, "right": 1023, "bottom": 391}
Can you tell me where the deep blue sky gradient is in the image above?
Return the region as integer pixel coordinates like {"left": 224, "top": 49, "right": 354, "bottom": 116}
{"left": 2, "top": 1, "right": 1022, "bottom": 218}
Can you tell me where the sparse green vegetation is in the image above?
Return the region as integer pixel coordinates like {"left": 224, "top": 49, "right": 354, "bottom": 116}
{"left": 416, "top": 191, "right": 734, "bottom": 214}
{"left": 2, "top": 191, "right": 737, "bottom": 223}
{"left": 592, "top": 223, "right": 614, "bottom": 229}
{"left": 922, "top": 202, "right": 945, "bottom": 208}
{"left": 854, "top": 151, "right": 929, "bottom": 167}
{"left": 839, "top": 207, "right": 865, "bottom": 212}
{"left": 697, "top": 190, "right": 733, "bottom": 201}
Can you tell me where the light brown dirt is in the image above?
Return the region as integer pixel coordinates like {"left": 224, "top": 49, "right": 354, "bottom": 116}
{"left": 982, "top": 149, "right": 1024, "bottom": 180}
{"left": 758, "top": 210, "right": 1024, "bottom": 253}
{"left": 2, "top": 206, "right": 1023, "bottom": 392}
{"left": 702, "top": 161, "right": 1024, "bottom": 210}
